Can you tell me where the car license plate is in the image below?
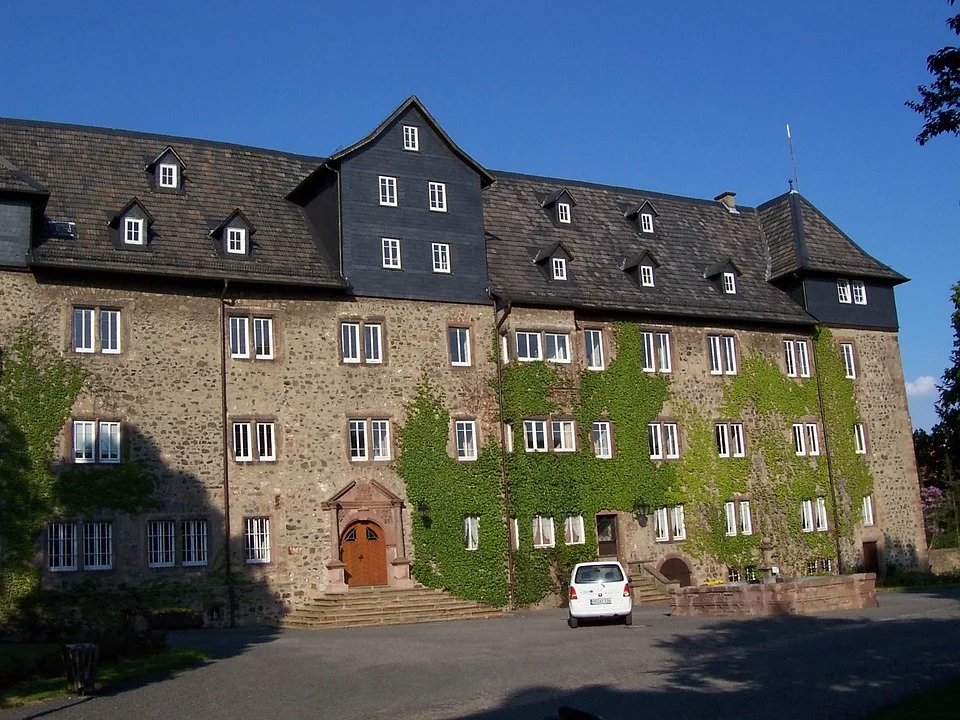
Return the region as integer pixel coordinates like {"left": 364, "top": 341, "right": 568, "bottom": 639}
{"left": 590, "top": 598, "right": 611, "bottom": 605}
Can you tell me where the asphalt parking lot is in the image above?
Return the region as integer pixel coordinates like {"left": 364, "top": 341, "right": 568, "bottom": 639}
{"left": 6, "top": 588, "right": 960, "bottom": 720}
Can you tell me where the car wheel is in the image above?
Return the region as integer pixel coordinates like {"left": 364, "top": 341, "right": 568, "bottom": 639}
{"left": 623, "top": 612, "right": 633, "bottom": 626}
{"left": 568, "top": 616, "right": 578, "bottom": 629}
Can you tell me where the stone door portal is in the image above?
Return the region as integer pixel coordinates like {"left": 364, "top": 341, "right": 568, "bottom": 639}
{"left": 341, "top": 520, "right": 388, "bottom": 587}
{"left": 660, "top": 557, "right": 693, "bottom": 587}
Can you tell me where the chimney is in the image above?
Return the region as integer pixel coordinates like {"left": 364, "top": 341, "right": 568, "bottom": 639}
{"left": 714, "top": 191, "right": 737, "bottom": 211}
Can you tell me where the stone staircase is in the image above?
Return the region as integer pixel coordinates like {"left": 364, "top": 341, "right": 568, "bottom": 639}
{"left": 629, "top": 565, "right": 676, "bottom": 605}
{"left": 281, "top": 586, "right": 506, "bottom": 630}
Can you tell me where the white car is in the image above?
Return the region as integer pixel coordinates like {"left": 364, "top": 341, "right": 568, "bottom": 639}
{"left": 567, "top": 561, "right": 632, "bottom": 628}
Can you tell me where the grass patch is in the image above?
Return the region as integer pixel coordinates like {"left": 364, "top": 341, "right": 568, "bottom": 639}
{"left": 0, "top": 645, "right": 208, "bottom": 709}
{"left": 867, "top": 677, "right": 960, "bottom": 718}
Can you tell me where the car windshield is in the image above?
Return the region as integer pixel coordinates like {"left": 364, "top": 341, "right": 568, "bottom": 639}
{"left": 575, "top": 564, "right": 624, "bottom": 584}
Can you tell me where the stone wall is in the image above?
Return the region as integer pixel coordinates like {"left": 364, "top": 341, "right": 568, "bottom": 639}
{"left": 928, "top": 548, "right": 960, "bottom": 575}
{"left": 670, "top": 574, "right": 878, "bottom": 617}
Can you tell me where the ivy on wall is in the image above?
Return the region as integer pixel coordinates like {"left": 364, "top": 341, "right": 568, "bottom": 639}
{"left": 0, "top": 328, "right": 159, "bottom": 622}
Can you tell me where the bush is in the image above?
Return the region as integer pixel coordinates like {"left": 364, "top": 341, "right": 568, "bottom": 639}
{"left": 147, "top": 608, "right": 204, "bottom": 631}
{"left": 0, "top": 643, "right": 63, "bottom": 684}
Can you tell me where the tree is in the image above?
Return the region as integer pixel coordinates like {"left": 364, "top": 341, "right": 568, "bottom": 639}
{"left": 907, "top": 0, "right": 960, "bottom": 145}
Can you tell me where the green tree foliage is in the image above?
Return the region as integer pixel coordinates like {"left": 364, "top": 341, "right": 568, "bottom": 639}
{"left": 907, "top": 1, "right": 960, "bottom": 144}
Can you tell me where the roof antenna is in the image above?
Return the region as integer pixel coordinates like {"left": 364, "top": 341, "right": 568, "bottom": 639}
{"left": 786, "top": 124, "right": 800, "bottom": 194}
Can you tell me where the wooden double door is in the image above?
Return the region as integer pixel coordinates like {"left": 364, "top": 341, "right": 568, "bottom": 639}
{"left": 341, "top": 520, "right": 388, "bottom": 587}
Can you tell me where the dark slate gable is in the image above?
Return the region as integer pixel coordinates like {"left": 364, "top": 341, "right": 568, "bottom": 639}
{"left": 483, "top": 172, "right": 815, "bottom": 326}
{"left": 0, "top": 118, "right": 346, "bottom": 289}
{"left": 0, "top": 154, "right": 48, "bottom": 198}
{"left": 758, "top": 192, "right": 906, "bottom": 284}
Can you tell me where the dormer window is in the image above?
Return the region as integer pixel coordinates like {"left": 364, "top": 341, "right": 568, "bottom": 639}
{"left": 640, "top": 213, "right": 654, "bottom": 233}
{"left": 403, "top": 125, "right": 419, "bottom": 151}
{"left": 552, "top": 257, "right": 567, "bottom": 280}
{"left": 158, "top": 163, "right": 178, "bottom": 189}
{"left": 641, "top": 264, "right": 655, "bottom": 287}
{"left": 124, "top": 217, "right": 144, "bottom": 246}
{"left": 723, "top": 272, "right": 737, "bottom": 294}
{"left": 227, "top": 228, "right": 247, "bottom": 255}
{"left": 557, "top": 202, "right": 571, "bottom": 224}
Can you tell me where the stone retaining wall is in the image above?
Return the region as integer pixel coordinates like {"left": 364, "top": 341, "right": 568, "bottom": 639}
{"left": 670, "top": 574, "right": 878, "bottom": 617}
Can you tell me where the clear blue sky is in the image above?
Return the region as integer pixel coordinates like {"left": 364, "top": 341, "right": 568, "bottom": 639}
{"left": 2, "top": 1, "right": 957, "bottom": 430}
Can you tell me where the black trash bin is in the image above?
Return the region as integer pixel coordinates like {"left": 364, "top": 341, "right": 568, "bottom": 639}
{"left": 61, "top": 642, "right": 99, "bottom": 695}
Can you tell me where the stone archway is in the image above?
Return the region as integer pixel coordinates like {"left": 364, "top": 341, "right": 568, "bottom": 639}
{"left": 659, "top": 557, "right": 693, "bottom": 587}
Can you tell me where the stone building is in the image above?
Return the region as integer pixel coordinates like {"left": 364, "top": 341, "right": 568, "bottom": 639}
{"left": 0, "top": 97, "right": 925, "bottom": 624}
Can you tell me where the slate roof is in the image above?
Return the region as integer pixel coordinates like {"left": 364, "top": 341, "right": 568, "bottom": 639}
{"left": 0, "top": 154, "right": 48, "bottom": 197}
{"left": 483, "top": 172, "right": 818, "bottom": 326}
{"left": 0, "top": 119, "right": 345, "bottom": 288}
{"left": 758, "top": 192, "right": 906, "bottom": 283}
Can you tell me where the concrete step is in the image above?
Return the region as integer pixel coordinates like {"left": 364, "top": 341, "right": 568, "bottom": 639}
{"left": 291, "top": 602, "right": 497, "bottom": 621}
{"left": 301, "top": 596, "right": 481, "bottom": 612}
{"left": 282, "top": 608, "right": 505, "bottom": 630}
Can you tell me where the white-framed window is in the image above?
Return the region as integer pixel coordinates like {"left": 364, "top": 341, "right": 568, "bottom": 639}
{"left": 428, "top": 181, "right": 447, "bottom": 212}
{"left": 402, "top": 125, "right": 419, "bottom": 151}
{"left": 784, "top": 339, "right": 811, "bottom": 378}
{"left": 740, "top": 501, "right": 753, "bottom": 535}
{"left": 792, "top": 423, "right": 806, "bottom": 456}
{"left": 641, "top": 331, "right": 672, "bottom": 373}
{"left": 464, "top": 516, "right": 479, "bottom": 551}
{"left": 716, "top": 423, "right": 730, "bottom": 458}
{"left": 379, "top": 176, "right": 398, "bottom": 206}
{"left": 83, "top": 522, "right": 113, "bottom": 570}
{"left": 48, "top": 522, "right": 77, "bottom": 571}
{"left": 731, "top": 423, "right": 745, "bottom": 457}
{"left": 124, "top": 217, "right": 144, "bottom": 245}
{"left": 640, "top": 264, "right": 655, "bottom": 287}
{"left": 448, "top": 327, "right": 471, "bottom": 367}
{"left": 532, "top": 515, "right": 555, "bottom": 548}
{"left": 552, "top": 420, "right": 576, "bottom": 452}
{"left": 244, "top": 517, "right": 270, "bottom": 564}
{"left": 257, "top": 422, "right": 276, "bottom": 461}
{"left": 73, "top": 307, "right": 121, "bottom": 354}
{"left": 862, "top": 495, "right": 875, "bottom": 526}
{"left": 815, "top": 496, "right": 829, "bottom": 531}
{"left": 98, "top": 421, "right": 121, "bottom": 463}
{"left": 708, "top": 334, "right": 737, "bottom": 375}
{"left": 557, "top": 202, "right": 571, "bottom": 224}
{"left": 226, "top": 227, "right": 246, "bottom": 255}
{"left": 382, "top": 238, "right": 402, "bottom": 269}
{"left": 73, "top": 420, "right": 96, "bottom": 463}
{"left": 229, "top": 317, "right": 249, "bottom": 358}
{"left": 503, "top": 423, "right": 514, "bottom": 453}
{"left": 592, "top": 421, "right": 612, "bottom": 459}
{"left": 233, "top": 422, "right": 252, "bottom": 462}
{"left": 147, "top": 520, "right": 176, "bottom": 568}
{"left": 545, "top": 332, "right": 570, "bottom": 363}
{"left": 796, "top": 340, "right": 811, "bottom": 377}
{"left": 584, "top": 329, "right": 605, "bottom": 370}
{"left": 371, "top": 419, "right": 391, "bottom": 461}
{"left": 783, "top": 340, "right": 797, "bottom": 377}
{"left": 523, "top": 420, "right": 548, "bottom": 452}
{"left": 806, "top": 423, "right": 820, "bottom": 456}
{"left": 854, "top": 423, "right": 867, "bottom": 454}
{"left": 73, "top": 420, "right": 121, "bottom": 464}
{"left": 654, "top": 507, "right": 669, "bottom": 542}
{"left": 455, "top": 420, "right": 477, "bottom": 460}
{"left": 663, "top": 422, "right": 680, "bottom": 459}
{"left": 807, "top": 558, "right": 833, "bottom": 576}
{"left": 341, "top": 321, "right": 383, "bottom": 364}
{"left": 640, "top": 212, "right": 654, "bottom": 233}
{"left": 253, "top": 317, "right": 274, "bottom": 359}
{"left": 564, "top": 515, "right": 585, "bottom": 545}
{"left": 99, "top": 309, "right": 120, "bottom": 353}
{"left": 852, "top": 280, "right": 867, "bottom": 305}
{"left": 181, "top": 519, "right": 209, "bottom": 566}
{"left": 552, "top": 257, "right": 567, "bottom": 280}
{"left": 159, "top": 163, "right": 178, "bottom": 188}
{"left": 516, "top": 331, "right": 543, "bottom": 362}
{"left": 837, "top": 279, "right": 852, "bottom": 304}
{"left": 725, "top": 501, "right": 738, "bottom": 537}
{"left": 349, "top": 419, "right": 368, "bottom": 461}
{"left": 801, "top": 499, "right": 815, "bottom": 533}
{"left": 432, "top": 243, "right": 451, "bottom": 273}
{"left": 840, "top": 343, "right": 857, "bottom": 379}
{"left": 723, "top": 272, "right": 737, "bottom": 294}
{"left": 648, "top": 423, "right": 663, "bottom": 459}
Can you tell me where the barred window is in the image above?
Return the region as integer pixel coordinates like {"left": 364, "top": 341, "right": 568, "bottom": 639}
{"left": 244, "top": 517, "right": 270, "bottom": 564}
{"left": 48, "top": 523, "right": 77, "bottom": 571}
{"left": 182, "top": 520, "right": 209, "bottom": 566}
{"left": 147, "top": 520, "right": 176, "bottom": 568}
{"left": 83, "top": 522, "right": 113, "bottom": 570}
